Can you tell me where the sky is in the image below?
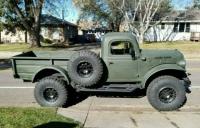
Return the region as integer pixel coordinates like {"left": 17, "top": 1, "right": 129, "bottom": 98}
{"left": 172, "top": 0, "right": 193, "bottom": 10}
{"left": 55, "top": 0, "right": 79, "bottom": 23}
{"left": 46, "top": 0, "right": 193, "bottom": 24}
{"left": 43, "top": 0, "right": 79, "bottom": 24}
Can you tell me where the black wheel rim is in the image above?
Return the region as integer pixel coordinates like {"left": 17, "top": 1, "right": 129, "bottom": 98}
{"left": 159, "top": 87, "right": 176, "bottom": 103}
{"left": 77, "top": 62, "right": 93, "bottom": 78}
{"left": 43, "top": 88, "right": 58, "bottom": 102}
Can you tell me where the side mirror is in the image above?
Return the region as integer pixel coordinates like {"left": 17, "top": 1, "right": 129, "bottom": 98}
{"left": 141, "top": 57, "right": 147, "bottom": 61}
{"left": 130, "top": 49, "right": 136, "bottom": 59}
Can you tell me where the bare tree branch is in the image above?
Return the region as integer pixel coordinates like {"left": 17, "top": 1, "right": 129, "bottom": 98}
{"left": 120, "top": 0, "right": 167, "bottom": 43}
{"left": 12, "top": 0, "right": 32, "bottom": 30}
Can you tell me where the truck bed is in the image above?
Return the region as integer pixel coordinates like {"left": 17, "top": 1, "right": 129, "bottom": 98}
{"left": 11, "top": 51, "right": 76, "bottom": 81}
{"left": 11, "top": 43, "right": 101, "bottom": 81}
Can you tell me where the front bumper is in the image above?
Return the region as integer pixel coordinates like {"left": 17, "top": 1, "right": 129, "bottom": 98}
{"left": 182, "top": 77, "right": 191, "bottom": 93}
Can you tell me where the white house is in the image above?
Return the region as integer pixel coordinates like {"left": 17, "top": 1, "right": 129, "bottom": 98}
{"left": 145, "top": 9, "right": 200, "bottom": 42}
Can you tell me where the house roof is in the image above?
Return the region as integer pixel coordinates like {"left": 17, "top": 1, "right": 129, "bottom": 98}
{"left": 163, "top": 9, "right": 200, "bottom": 23}
{"left": 41, "top": 14, "right": 77, "bottom": 27}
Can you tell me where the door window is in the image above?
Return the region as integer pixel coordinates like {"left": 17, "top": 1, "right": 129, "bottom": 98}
{"left": 110, "top": 41, "right": 133, "bottom": 55}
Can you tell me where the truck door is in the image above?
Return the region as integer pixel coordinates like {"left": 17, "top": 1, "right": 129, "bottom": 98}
{"left": 105, "top": 40, "right": 139, "bottom": 82}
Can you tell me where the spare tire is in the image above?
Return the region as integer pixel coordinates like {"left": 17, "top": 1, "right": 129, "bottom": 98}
{"left": 67, "top": 50, "right": 103, "bottom": 87}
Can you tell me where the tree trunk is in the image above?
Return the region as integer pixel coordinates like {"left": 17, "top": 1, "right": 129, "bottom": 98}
{"left": 0, "top": 31, "right": 1, "bottom": 44}
{"left": 114, "top": 25, "right": 120, "bottom": 32}
{"left": 153, "top": 27, "right": 157, "bottom": 42}
{"left": 29, "top": 31, "right": 41, "bottom": 47}
{"left": 111, "top": 21, "right": 120, "bottom": 32}
{"left": 25, "top": 31, "right": 28, "bottom": 43}
{"left": 29, "top": 19, "right": 42, "bottom": 47}
{"left": 110, "top": 22, "right": 115, "bottom": 32}
{"left": 138, "top": 34, "right": 144, "bottom": 44}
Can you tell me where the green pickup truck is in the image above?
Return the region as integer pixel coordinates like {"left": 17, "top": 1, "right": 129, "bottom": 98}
{"left": 11, "top": 32, "right": 191, "bottom": 111}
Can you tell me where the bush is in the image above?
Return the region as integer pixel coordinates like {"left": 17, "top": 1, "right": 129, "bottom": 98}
{"left": 43, "top": 38, "right": 53, "bottom": 44}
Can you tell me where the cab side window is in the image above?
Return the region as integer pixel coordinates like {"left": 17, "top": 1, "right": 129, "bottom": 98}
{"left": 111, "top": 41, "right": 133, "bottom": 55}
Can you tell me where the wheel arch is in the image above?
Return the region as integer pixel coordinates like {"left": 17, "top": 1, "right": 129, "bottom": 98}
{"left": 143, "top": 64, "right": 187, "bottom": 89}
{"left": 32, "top": 66, "right": 70, "bottom": 84}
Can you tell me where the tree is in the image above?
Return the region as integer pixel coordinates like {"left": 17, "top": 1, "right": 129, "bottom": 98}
{"left": 193, "top": 0, "right": 200, "bottom": 9}
{"left": 0, "top": 0, "right": 44, "bottom": 47}
{"left": 119, "top": 0, "right": 171, "bottom": 44}
{"left": 0, "top": 23, "right": 2, "bottom": 43}
{"left": 0, "top": 2, "right": 3, "bottom": 43}
{"left": 73, "top": 0, "right": 124, "bottom": 32}
{"left": 0, "top": 0, "right": 58, "bottom": 47}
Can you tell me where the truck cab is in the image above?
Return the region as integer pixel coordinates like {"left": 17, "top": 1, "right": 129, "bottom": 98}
{"left": 101, "top": 33, "right": 188, "bottom": 87}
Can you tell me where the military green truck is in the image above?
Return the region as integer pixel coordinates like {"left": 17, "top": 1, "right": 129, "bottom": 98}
{"left": 11, "top": 32, "right": 191, "bottom": 111}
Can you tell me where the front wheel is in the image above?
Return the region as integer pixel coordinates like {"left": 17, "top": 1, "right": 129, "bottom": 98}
{"left": 147, "top": 76, "right": 186, "bottom": 111}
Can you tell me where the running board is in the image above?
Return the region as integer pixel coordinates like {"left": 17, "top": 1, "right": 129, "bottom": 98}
{"left": 77, "top": 84, "right": 142, "bottom": 93}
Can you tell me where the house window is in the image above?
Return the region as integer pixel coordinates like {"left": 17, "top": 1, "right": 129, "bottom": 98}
{"left": 110, "top": 41, "right": 133, "bottom": 55}
{"left": 161, "top": 23, "right": 165, "bottom": 29}
{"left": 186, "top": 23, "right": 190, "bottom": 32}
{"left": 173, "top": 23, "right": 190, "bottom": 32}
{"left": 173, "top": 23, "right": 179, "bottom": 32}
{"left": 179, "top": 23, "right": 185, "bottom": 32}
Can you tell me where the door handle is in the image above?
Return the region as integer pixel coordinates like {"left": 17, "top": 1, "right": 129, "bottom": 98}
{"left": 141, "top": 57, "right": 147, "bottom": 61}
{"left": 109, "top": 62, "right": 114, "bottom": 65}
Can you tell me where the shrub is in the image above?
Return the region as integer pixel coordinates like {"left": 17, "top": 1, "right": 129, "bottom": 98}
{"left": 43, "top": 38, "right": 53, "bottom": 44}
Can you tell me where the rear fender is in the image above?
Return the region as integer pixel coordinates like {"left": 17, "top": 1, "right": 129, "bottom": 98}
{"left": 32, "top": 66, "right": 69, "bottom": 84}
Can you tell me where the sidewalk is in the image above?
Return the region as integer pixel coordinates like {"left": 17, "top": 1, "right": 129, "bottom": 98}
{"left": 58, "top": 89, "right": 200, "bottom": 128}
{"left": 0, "top": 52, "right": 22, "bottom": 59}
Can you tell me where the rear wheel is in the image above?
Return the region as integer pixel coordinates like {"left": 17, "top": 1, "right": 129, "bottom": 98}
{"left": 34, "top": 77, "right": 68, "bottom": 107}
{"left": 147, "top": 76, "right": 186, "bottom": 111}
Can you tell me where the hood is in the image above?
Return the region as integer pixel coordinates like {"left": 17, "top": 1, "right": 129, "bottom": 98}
{"left": 141, "top": 49, "right": 184, "bottom": 59}
{"left": 141, "top": 49, "right": 186, "bottom": 68}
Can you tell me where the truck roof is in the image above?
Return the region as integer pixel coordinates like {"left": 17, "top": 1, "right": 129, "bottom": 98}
{"left": 104, "top": 32, "right": 135, "bottom": 38}
{"left": 103, "top": 32, "right": 137, "bottom": 42}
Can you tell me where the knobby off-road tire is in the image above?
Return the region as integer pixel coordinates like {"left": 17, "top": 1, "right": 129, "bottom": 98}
{"left": 67, "top": 50, "right": 103, "bottom": 88}
{"left": 34, "top": 77, "right": 68, "bottom": 107}
{"left": 147, "top": 76, "right": 186, "bottom": 111}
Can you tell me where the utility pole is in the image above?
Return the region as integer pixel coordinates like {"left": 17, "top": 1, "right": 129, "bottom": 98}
{"left": 62, "top": 9, "right": 64, "bottom": 21}
{"left": 0, "top": 31, "right": 1, "bottom": 44}
{"left": 62, "top": 0, "right": 66, "bottom": 43}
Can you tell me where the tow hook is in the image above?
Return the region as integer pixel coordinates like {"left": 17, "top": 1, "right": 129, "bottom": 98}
{"left": 185, "top": 84, "right": 191, "bottom": 93}
{"left": 182, "top": 77, "right": 191, "bottom": 93}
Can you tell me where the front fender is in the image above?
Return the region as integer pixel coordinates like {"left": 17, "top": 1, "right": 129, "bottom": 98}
{"left": 32, "top": 65, "right": 69, "bottom": 84}
{"left": 142, "top": 64, "right": 186, "bottom": 87}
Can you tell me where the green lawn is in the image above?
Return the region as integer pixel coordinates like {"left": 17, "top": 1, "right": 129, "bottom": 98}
{"left": 0, "top": 41, "right": 200, "bottom": 54}
{"left": 140, "top": 41, "right": 200, "bottom": 59}
{"left": 0, "top": 43, "right": 30, "bottom": 52}
{"left": 0, "top": 107, "right": 81, "bottom": 128}
{"left": 141, "top": 41, "right": 200, "bottom": 54}
{"left": 0, "top": 43, "right": 64, "bottom": 52}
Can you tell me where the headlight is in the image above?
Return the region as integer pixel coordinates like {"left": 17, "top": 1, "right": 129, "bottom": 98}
{"left": 177, "top": 60, "right": 186, "bottom": 68}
